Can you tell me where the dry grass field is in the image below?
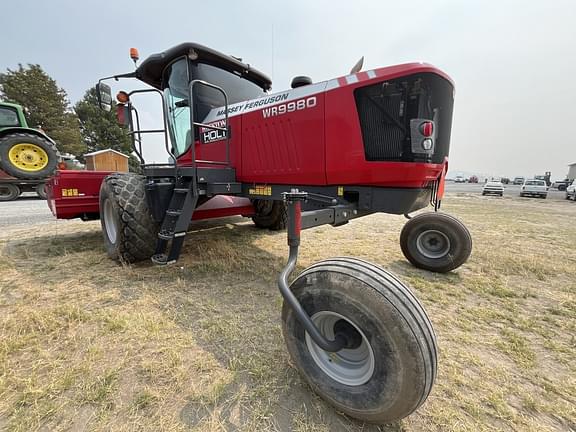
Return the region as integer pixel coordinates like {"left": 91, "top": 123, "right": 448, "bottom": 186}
{"left": 0, "top": 193, "right": 574, "bottom": 431}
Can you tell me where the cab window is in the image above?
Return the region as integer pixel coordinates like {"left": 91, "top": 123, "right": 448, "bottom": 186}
{"left": 163, "top": 59, "right": 191, "bottom": 157}
{"left": 0, "top": 107, "right": 20, "bottom": 128}
{"left": 189, "top": 62, "right": 266, "bottom": 121}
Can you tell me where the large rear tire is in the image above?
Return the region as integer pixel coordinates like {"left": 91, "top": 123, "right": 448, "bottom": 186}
{"left": 251, "top": 199, "right": 287, "bottom": 230}
{"left": 99, "top": 173, "right": 159, "bottom": 263}
{"left": 0, "top": 184, "right": 20, "bottom": 201}
{"left": 282, "top": 257, "right": 437, "bottom": 423}
{"left": 0, "top": 133, "right": 59, "bottom": 179}
{"left": 400, "top": 212, "right": 472, "bottom": 273}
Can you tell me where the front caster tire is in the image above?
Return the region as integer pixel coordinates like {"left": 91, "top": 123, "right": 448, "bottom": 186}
{"left": 400, "top": 212, "right": 472, "bottom": 273}
{"left": 99, "top": 173, "right": 159, "bottom": 263}
{"left": 282, "top": 257, "right": 437, "bottom": 423}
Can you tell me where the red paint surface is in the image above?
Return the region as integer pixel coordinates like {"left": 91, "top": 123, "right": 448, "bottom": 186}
{"left": 46, "top": 170, "right": 254, "bottom": 221}
{"left": 0, "top": 169, "right": 15, "bottom": 180}
{"left": 294, "top": 201, "right": 302, "bottom": 236}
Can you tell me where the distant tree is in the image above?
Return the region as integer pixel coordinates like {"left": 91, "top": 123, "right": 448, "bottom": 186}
{"left": 74, "top": 87, "right": 131, "bottom": 154}
{"left": 74, "top": 87, "right": 140, "bottom": 172}
{"left": 0, "top": 64, "right": 84, "bottom": 155}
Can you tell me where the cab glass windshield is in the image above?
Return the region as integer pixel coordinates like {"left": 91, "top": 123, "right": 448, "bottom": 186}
{"left": 163, "top": 58, "right": 267, "bottom": 158}
{"left": 163, "top": 59, "right": 190, "bottom": 157}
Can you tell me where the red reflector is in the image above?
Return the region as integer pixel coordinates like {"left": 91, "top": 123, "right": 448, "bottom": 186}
{"left": 420, "top": 121, "right": 433, "bottom": 137}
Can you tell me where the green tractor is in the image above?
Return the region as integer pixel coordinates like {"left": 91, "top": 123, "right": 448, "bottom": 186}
{"left": 0, "top": 102, "right": 61, "bottom": 200}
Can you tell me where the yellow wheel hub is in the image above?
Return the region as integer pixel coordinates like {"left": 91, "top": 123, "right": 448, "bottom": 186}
{"left": 8, "top": 143, "right": 49, "bottom": 172}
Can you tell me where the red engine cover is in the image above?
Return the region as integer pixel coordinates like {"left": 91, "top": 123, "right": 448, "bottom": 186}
{"left": 178, "top": 63, "right": 453, "bottom": 189}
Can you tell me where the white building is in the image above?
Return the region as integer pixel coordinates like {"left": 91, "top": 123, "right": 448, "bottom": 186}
{"left": 568, "top": 163, "right": 576, "bottom": 181}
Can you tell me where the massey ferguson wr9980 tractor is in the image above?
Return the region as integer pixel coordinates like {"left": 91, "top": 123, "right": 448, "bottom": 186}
{"left": 62, "top": 42, "right": 473, "bottom": 423}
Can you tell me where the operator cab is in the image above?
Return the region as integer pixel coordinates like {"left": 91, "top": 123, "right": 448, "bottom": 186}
{"left": 96, "top": 43, "right": 272, "bottom": 164}
{"left": 135, "top": 43, "right": 272, "bottom": 159}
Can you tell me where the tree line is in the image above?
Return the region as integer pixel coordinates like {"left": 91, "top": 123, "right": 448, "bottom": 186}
{"left": 0, "top": 64, "right": 132, "bottom": 161}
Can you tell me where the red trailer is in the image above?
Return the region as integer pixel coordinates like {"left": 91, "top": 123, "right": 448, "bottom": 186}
{"left": 47, "top": 168, "right": 254, "bottom": 222}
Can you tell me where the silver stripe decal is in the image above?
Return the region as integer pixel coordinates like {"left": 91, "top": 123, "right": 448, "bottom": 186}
{"left": 325, "top": 79, "right": 340, "bottom": 90}
{"left": 345, "top": 74, "right": 359, "bottom": 84}
{"left": 202, "top": 81, "right": 328, "bottom": 122}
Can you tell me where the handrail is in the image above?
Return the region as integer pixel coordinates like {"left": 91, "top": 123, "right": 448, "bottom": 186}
{"left": 188, "top": 79, "right": 230, "bottom": 167}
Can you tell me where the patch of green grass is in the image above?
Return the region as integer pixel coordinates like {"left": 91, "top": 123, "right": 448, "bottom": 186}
{"left": 495, "top": 329, "right": 536, "bottom": 369}
{"left": 132, "top": 389, "right": 158, "bottom": 411}
{"left": 485, "top": 390, "right": 515, "bottom": 420}
{"left": 80, "top": 369, "right": 119, "bottom": 404}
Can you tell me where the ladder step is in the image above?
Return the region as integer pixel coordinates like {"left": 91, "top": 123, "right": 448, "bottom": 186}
{"left": 158, "top": 230, "right": 187, "bottom": 240}
{"left": 151, "top": 254, "right": 176, "bottom": 266}
{"left": 174, "top": 188, "right": 189, "bottom": 193}
{"left": 158, "top": 230, "right": 174, "bottom": 240}
{"left": 166, "top": 209, "right": 182, "bottom": 216}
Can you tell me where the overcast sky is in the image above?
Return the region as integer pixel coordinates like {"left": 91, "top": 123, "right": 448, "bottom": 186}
{"left": 2, "top": 0, "right": 575, "bottom": 179}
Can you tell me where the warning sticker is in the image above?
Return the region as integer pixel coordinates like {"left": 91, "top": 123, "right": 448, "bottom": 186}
{"left": 248, "top": 185, "right": 272, "bottom": 196}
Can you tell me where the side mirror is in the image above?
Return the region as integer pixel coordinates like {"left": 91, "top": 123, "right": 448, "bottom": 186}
{"left": 96, "top": 82, "right": 112, "bottom": 111}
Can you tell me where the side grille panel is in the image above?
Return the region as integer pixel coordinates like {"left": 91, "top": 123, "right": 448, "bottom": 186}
{"left": 354, "top": 73, "right": 454, "bottom": 163}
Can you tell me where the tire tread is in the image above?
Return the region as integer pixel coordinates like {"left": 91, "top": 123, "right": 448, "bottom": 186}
{"left": 297, "top": 257, "right": 437, "bottom": 413}
{"left": 101, "top": 173, "right": 158, "bottom": 263}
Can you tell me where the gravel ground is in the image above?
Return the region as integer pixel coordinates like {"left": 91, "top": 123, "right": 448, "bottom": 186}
{"left": 0, "top": 195, "right": 54, "bottom": 226}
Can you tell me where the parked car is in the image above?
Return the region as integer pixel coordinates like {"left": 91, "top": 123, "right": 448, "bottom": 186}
{"left": 565, "top": 180, "right": 576, "bottom": 201}
{"left": 455, "top": 176, "right": 466, "bottom": 183}
{"left": 513, "top": 177, "right": 525, "bottom": 185}
{"left": 552, "top": 179, "right": 571, "bottom": 191}
{"left": 520, "top": 179, "right": 548, "bottom": 198}
{"left": 482, "top": 180, "right": 504, "bottom": 196}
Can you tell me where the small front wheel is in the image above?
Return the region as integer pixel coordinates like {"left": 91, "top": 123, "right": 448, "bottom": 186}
{"left": 282, "top": 257, "right": 437, "bottom": 423}
{"left": 400, "top": 212, "right": 472, "bottom": 273}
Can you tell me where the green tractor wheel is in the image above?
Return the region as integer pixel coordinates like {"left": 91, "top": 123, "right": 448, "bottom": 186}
{"left": 0, "top": 133, "right": 60, "bottom": 179}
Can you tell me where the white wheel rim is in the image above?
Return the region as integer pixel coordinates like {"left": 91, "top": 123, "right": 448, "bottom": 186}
{"left": 103, "top": 199, "right": 118, "bottom": 244}
{"left": 416, "top": 229, "right": 451, "bottom": 259}
{"left": 305, "top": 311, "right": 375, "bottom": 386}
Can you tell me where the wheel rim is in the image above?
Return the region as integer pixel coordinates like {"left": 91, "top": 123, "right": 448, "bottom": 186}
{"left": 8, "top": 143, "right": 49, "bottom": 172}
{"left": 416, "top": 229, "right": 451, "bottom": 259}
{"left": 103, "top": 199, "right": 118, "bottom": 244}
{"left": 305, "top": 311, "right": 375, "bottom": 386}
